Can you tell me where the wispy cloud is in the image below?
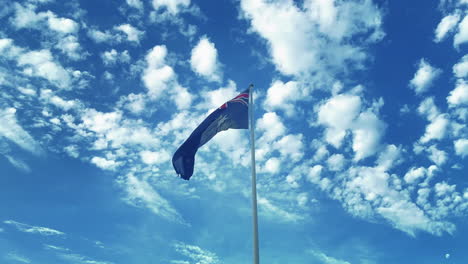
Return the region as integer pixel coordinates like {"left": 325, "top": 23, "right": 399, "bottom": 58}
{"left": 3, "top": 220, "right": 65, "bottom": 236}
{"left": 5, "top": 253, "right": 31, "bottom": 264}
{"left": 172, "top": 242, "right": 219, "bottom": 264}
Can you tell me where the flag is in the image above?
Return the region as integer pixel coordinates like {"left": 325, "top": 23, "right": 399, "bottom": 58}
{"left": 172, "top": 89, "right": 250, "bottom": 180}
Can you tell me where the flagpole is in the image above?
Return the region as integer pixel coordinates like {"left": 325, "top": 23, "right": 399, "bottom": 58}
{"left": 248, "top": 84, "right": 259, "bottom": 264}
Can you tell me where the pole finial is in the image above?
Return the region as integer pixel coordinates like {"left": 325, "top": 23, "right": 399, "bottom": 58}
{"left": 249, "top": 83, "right": 254, "bottom": 88}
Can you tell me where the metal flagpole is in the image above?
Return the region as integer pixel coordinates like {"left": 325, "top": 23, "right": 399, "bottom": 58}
{"left": 248, "top": 84, "right": 259, "bottom": 264}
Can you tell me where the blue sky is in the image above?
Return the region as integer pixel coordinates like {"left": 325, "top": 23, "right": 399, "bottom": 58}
{"left": 0, "top": 0, "right": 468, "bottom": 263}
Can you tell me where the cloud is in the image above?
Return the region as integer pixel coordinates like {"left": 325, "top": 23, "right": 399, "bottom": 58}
{"left": 17, "top": 49, "right": 71, "bottom": 88}
{"left": 126, "top": 0, "right": 144, "bottom": 10}
{"left": 190, "top": 36, "right": 222, "bottom": 82}
{"left": 56, "top": 35, "right": 84, "bottom": 60}
{"left": 3, "top": 220, "right": 65, "bottom": 236}
{"left": 115, "top": 24, "right": 143, "bottom": 43}
{"left": 264, "top": 80, "right": 305, "bottom": 116}
{"left": 142, "top": 45, "right": 175, "bottom": 98}
{"left": 240, "top": 0, "right": 384, "bottom": 76}
{"left": 152, "top": 0, "right": 191, "bottom": 15}
{"left": 420, "top": 114, "right": 450, "bottom": 143}
{"left": 122, "top": 174, "right": 185, "bottom": 224}
{"left": 91, "top": 156, "right": 120, "bottom": 170}
{"left": 317, "top": 94, "right": 362, "bottom": 148}
{"left": 5, "top": 253, "right": 31, "bottom": 264}
{"left": 87, "top": 28, "right": 116, "bottom": 43}
{"left": 352, "top": 110, "right": 386, "bottom": 161}
{"left": 434, "top": 13, "right": 460, "bottom": 42}
{"left": 311, "top": 250, "right": 351, "bottom": 264}
{"left": 453, "top": 55, "right": 468, "bottom": 78}
{"left": 0, "top": 108, "right": 43, "bottom": 156}
{"left": 172, "top": 241, "right": 219, "bottom": 264}
{"left": 45, "top": 11, "right": 79, "bottom": 34}
{"left": 454, "top": 139, "right": 468, "bottom": 157}
{"left": 447, "top": 80, "right": 468, "bottom": 106}
{"left": 454, "top": 14, "right": 468, "bottom": 47}
{"left": 140, "top": 150, "right": 171, "bottom": 165}
{"left": 101, "top": 49, "right": 131, "bottom": 66}
{"left": 409, "top": 59, "right": 442, "bottom": 95}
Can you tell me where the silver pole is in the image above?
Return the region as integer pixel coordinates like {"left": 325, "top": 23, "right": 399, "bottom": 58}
{"left": 248, "top": 84, "right": 259, "bottom": 264}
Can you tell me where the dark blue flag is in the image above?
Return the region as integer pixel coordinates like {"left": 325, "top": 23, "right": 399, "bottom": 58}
{"left": 172, "top": 89, "right": 250, "bottom": 180}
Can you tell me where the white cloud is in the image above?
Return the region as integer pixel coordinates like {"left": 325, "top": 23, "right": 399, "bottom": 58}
{"left": 311, "top": 250, "right": 351, "bottom": 264}
{"left": 352, "top": 110, "right": 386, "bottom": 161}
{"left": 101, "top": 49, "right": 131, "bottom": 65}
{"left": 447, "top": 80, "right": 468, "bottom": 106}
{"left": 317, "top": 94, "right": 361, "bottom": 148}
{"left": 307, "top": 164, "right": 323, "bottom": 184}
{"left": 276, "top": 134, "right": 304, "bottom": 162}
{"left": 140, "top": 150, "right": 170, "bottom": 165}
{"left": 264, "top": 80, "right": 304, "bottom": 116}
{"left": 17, "top": 49, "right": 71, "bottom": 88}
{"left": 404, "top": 167, "right": 426, "bottom": 184}
{"left": 409, "top": 59, "right": 442, "bottom": 95}
{"left": 87, "top": 28, "right": 115, "bottom": 43}
{"left": 190, "top": 36, "right": 222, "bottom": 82}
{"left": 152, "top": 0, "right": 190, "bottom": 14}
{"left": 376, "top": 144, "right": 402, "bottom": 170}
{"left": 418, "top": 97, "right": 439, "bottom": 120}
{"left": 454, "top": 14, "right": 468, "bottom": 48}
{"left": 420, "top": 114, "right": 450, "bottom": 143}
{"left": 453, "top": 54, "right": 468, "bottom": 78}
{"left": 115, "top": 24, "right": 143, "bottom": 43}
{"left": 197, "top": 80, "right": 237, "bottom": 110}
{"left": 123, "top": 174, "right": 184, "bottom": 223}
{"left": 327, "top": 154, "right": 345, "bottom": 171}
{"left": 257, "top": 112, "right": 286, "bottom": 141}
{"left": 264, "top": 157, "right": 281, "bottom": 174}
{"left": 6, "top": 253, "right": 31, "bottom": 264}
{"left": 0, "top": 108, "right": 43, "bottom": 156}
{"left": 45, "top": 12, "right": 79, "bottom": 34}
{"left": 173, "top": 241, "right": 219, "bottom": 264}
{"left": 427, "top": 145, "right": 448, "bottom": 165}
{"left": 3, "top": 220, "right": 65, "bottom": 236}
{"left": 56, "top": 35, "right": 83, "bottom": 60}
{"left": 454, "top": 138, "right": 468, "bottom": 157}
{"left": 127, "top": 0, "right": 144, "bottom": 10}
{"left": 142, "top": 45, "right": 175, "bottom": 98}
{"left": 240, "top": 0, "right": 383, "bottom": 76}
{"left": 91, "top": 156, "right": 120, "bottom": 170}
{"left": 434, "top": 13, "right": 460, "bottom": 42}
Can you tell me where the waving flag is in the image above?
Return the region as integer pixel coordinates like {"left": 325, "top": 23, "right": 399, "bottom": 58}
{"left": 172, "top": 89, "right": 250, "bottom": 180}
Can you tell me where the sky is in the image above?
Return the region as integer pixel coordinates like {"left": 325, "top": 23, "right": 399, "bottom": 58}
{"left": 0, "top": 0, "right": 468, "bottom": 263}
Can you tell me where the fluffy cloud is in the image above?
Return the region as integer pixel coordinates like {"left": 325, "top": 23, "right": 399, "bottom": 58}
{"left": 447, "top": 80, "right": 468, "bottom": 106}
{"left": 152, "top": 0, "right": 191, "bottom": 14}
{"left": 115, "top": 24, "right": 144, "bottom": 43}
{"left": 142, "top": 45, "right": 175, "bottom": 98}
{"left": 240, "top": 0, "right": 383, "bottom": 76}
{"left": 91, "top": 156, "right": 120, "bottom": 170}
{"left": 352, "top": 110, "right": 386, "bottom": 161}
{"left": 409, "top": 59, "right": 442, "bottom": 95}
{"left": 420, "top": 114, "right": 450, "bottom": 143}
{"left": 317, "top": 94, "right": 361, "bottom": 148}
{"left": 453, "top": 55, "right": 468, "bottom": 78}
{"left": 264, "top": 80, "right": 305, "bottom": 116}
{"left": 190, "top": 36, "right": 222, "bottom": 82}
{"left": 434, "top": 13, "right": 460, "bottom": 42}
{"left": 454, "top": 139, "right": 468, "bottom": 157}
{"left": 17, "top": 49, "right": 71, "bottom": 88}
{"left": 101, "top": 49, "right": 131, "bottom": 65}
{"left": 454, "top": 14, "right": 468, "bottom": 48}
{"left": 140, "top": 150, "right": 171, "bottom": 165}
